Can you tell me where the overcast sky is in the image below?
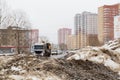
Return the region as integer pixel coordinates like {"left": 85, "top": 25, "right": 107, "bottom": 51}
{"left": 6, "top": 0, "right": 119, "bottom": 44}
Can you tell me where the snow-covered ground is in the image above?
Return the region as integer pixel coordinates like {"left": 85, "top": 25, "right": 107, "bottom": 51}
{"left": 1, "top": 39, "right": 120, "bottom": 79}
{"left": 51, "top": 52, "right": 68, "bottom": 59}
{"left": 67, "top": 39, "right": 120, "bottom": 75}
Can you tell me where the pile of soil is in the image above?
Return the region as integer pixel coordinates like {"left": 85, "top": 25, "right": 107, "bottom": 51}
{"left": 0, "top": 54, "right": 119, "bottom": 80}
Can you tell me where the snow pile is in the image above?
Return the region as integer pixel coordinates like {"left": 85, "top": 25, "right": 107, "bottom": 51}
{"left": 9, "top": 75, "right": 61, "bottom": 80}
{"left": 102, "top": 39, "right": 120, "bottom": 50}
{"left": 0, "top": 54, "right": 119, "bottom": 80}
{"left": 67, "top": 39, "right": 120, "bottom": 73}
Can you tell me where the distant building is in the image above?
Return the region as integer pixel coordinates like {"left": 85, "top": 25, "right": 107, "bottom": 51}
{"left": 76, "top": 33, "right": 81, "bottom": 49}
{"left": 74, "top": 14, "right": 81, "bottom": 35}
{"left": 114, "top": 15, "right": 120, "bottom": 39}
{"left": 87, "top": 34, "right": 99, "bottom": 46}
{"left": 30, "top": 29, "right": 39, "bottom": 44}
{"left": 58, "top": 28, "right": 71, "bottom": 50}
{"left": 51, "top": 43, "right": 59, "bottom": 52}
{"left": 66, "top": 35, "right": 76, "bottom": 50}
{"left": 74, "top": 12, "right": 98, "bottom": 48}
{"left": 98, "top": 3, "right": 120, "bottom": 45}
{"left": 0, "top": 26, "right": 39, "bottom": 53}
{"left": 74, "top": 14, "right": 81, "bottom": 49}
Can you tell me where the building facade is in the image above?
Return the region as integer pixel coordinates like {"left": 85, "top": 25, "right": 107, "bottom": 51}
{"left": 114, "top": 15, "right": 120, "bottom": 39}
{"left": 66, "top": 35, "right": 76, "bottom": 50}
{"left": 98, "top": 3, "right": 120, "bottom": 45}
{"left": 74, "top": 12, "right": 98, "bottom": 48}
{"left": 0, "top": 26, "right": 39, "bottom": 53}
{"left": 30, "top": 29, "right": 39, "bottom": 44}
{"left": 58, "top": 28, "right": 71, "bottom": 50}
{"left": 74, "top": 14, "right": 81, "bottom": 49}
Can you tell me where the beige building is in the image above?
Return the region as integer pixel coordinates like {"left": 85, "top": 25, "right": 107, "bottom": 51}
{"left": 114, "top": 15, "right": 120, "bottom": 39}
{"left": 87, "top": 34, "right": 99, "bottom": 46}
{"left": 0, "top": 26, "right": 32, "bottom": 53}
{"left": 98, "top": 3, "right": 120, "bottom": 45}
{"left": 66, "top": 33, "right": 97, "bottom": 50}
{"left": 76, "top": 33, "right": 81, "bottom": 49}
{"left": 66, "top": 34, "right": 99, "bottom": 50}
{"left": 66, "top": 35, "right": 76, "bottom": 50}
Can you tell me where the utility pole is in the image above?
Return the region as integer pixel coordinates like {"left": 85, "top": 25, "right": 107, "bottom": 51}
{"left": 17, "top": 27, "right": 20, "bottom": 54}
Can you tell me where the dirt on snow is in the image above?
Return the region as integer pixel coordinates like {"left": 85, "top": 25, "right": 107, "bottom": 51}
{"left": 0, "top": 53, "right": 119, "bottom": 80}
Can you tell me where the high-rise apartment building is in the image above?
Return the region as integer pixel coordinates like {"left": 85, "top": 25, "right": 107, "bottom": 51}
{"left": 114, "top": 15, "right": 120, "bottom": 39}
{"left": 98, "top": 3, "right": 120, "bottom": 45}
{"left": 58, "top": 28, "right": 71, "bottom": 49}
{"left": 74, "top": 14, "right": 81, "bottom": 35}
{"left": 74, "top": 14, "right": 81, "bottom": 49}
{"left": 74, "top": 12, "right": 98, "bottom": 48}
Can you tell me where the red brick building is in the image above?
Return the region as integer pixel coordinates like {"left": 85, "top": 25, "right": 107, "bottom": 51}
{"left": 98, "top": 3, "right": 120, "bottom": 44}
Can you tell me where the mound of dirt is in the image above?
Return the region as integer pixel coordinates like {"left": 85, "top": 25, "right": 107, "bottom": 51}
{"left": 0, "top": 54, "right": 119, "bottom": 80}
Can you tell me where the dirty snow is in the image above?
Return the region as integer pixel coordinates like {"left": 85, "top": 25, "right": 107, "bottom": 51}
{"left": 0, "top": 39, "right": 120, "bottom": 80}
{"left": 0, "top": 53, "right": 119, "bottom": 80}
{"left": 67, "top": 39, "right": 120, "bottom": 74}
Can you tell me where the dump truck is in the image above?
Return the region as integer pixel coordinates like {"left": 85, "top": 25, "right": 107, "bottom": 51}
{"left": 31, "top": 42, "right": 51, "bottom": 57}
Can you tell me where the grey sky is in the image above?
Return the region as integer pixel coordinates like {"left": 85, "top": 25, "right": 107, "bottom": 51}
{"left": 6, "top": 0, "right": 119, "bottom": 44}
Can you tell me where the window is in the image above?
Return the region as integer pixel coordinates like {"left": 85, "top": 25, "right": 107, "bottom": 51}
{"left": 34, "top": 45, "right": 44, "bottom": 49}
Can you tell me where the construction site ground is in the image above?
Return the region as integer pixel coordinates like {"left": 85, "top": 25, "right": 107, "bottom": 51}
{"left": 0, "top": 53, "right": 119, "bottom": 80}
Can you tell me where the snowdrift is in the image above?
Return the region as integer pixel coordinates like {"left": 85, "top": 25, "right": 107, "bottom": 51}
{"left": 67, "top": 39, "right": 120, "bottom": 74}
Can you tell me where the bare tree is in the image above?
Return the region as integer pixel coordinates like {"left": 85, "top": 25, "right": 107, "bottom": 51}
{"left": 0, "top": 0, "right": 31, "bottom": 29}
{"left": 10, "top": 10, "right": 32, "bottom": 54}
{"left": 10, "top": 10, "right": 31, "bottom": 29}
{"left": 0, "top": 0, "right": 11, "bottom": 28}
{"left": 1, "top": 10, "right": 31, "bottom": 29}
{"left": 39, "top": 36, "right": 49, "bottom": 43}
{"left": 0, "top": 0, "right": 32, "bottom": 54}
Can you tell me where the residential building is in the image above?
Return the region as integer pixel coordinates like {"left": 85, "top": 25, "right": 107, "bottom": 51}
{"left": 74, "top": 12, "right": 98, "bottom": 48}
{"left": 87, "top": 34, "right": 99, "bottom": 46}
{"left": 58, "top": 28, "right": 71, "bottom": 50}
{"left": 30, "top": 29, "right": 39, "bottom": 44}
{"left": 0, "top": 26, "right": 39, "bottom": 53}
{"left": 74, "top": 14, "right": 81, "bottom": 49}
{"left": 74, "top": 14, "right": 81, "bottom": 35}
{"left": 98, "top": 3, "right": 120, "bottom": 45}
{"left": 114, "top": 15, "right": 120, "bottom": 39}
{"left": 66, "top": 35, "right": 76, "bottom": 50}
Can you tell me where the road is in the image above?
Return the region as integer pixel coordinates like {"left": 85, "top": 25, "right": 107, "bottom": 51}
{"left": 51, "top": 52, "right": 68, "bottom": 59}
